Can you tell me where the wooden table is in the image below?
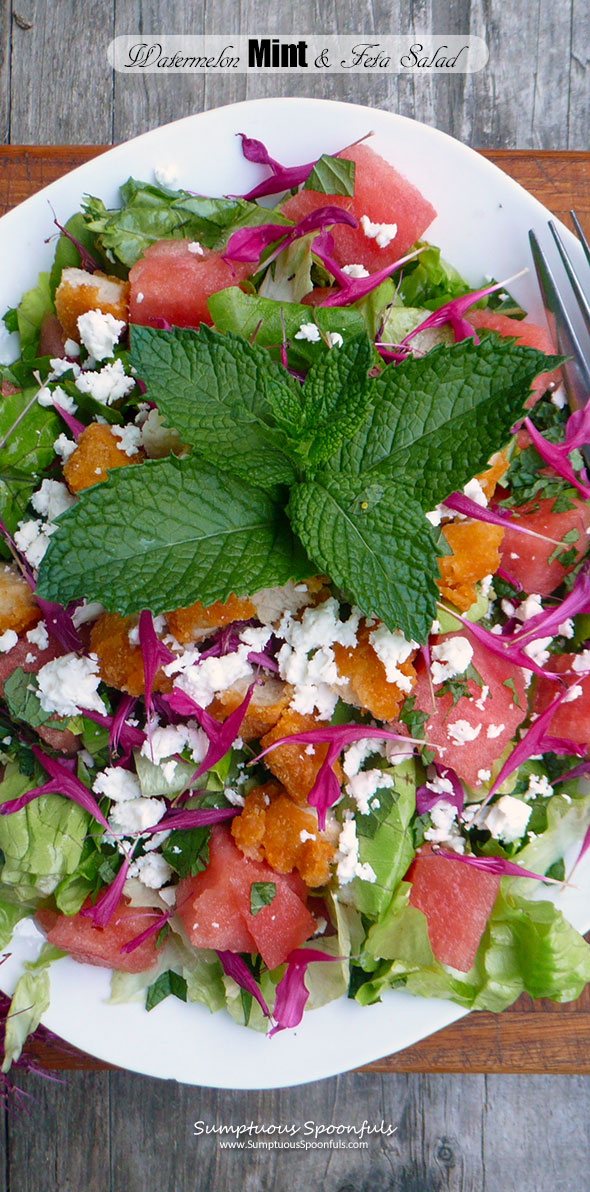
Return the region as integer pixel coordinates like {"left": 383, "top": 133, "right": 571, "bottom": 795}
{"left": 2, "top": 144, "right": 590, "bottom": 1083}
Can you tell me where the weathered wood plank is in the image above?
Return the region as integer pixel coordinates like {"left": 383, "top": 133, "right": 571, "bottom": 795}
{"left": 5, "top": 1070, "right": 110, "bottom": 1192}
{"left": 8, "top": 0, "right": 114, "bottom": 144}
{"left": 0, "top": 1, "right": 11, "bottom": 146}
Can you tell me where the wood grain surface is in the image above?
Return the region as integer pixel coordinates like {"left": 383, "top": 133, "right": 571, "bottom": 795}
{"left": 2, "top": 144, "right": 589, "bottom": 1088}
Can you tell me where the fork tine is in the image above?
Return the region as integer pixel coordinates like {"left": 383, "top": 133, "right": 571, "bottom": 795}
{"left": 570, "top": 210, "right": 590, "bottom": 270}
{"left": 548, "top": 219, "right": 590, "bottom": 336}
{"left": 529, "top": 229, "right": 590, "bottom": 411}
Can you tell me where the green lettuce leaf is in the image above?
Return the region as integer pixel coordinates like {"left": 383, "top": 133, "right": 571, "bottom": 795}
{"left": 0, "top": 385, "right": 61, "bottom": 536}
{"left": 0, "top": 762, "right": 91, "bottom": 904}
{"left": 2, "top": 943, "right": 63, "bottom": 1072}
{"left": 16, "top": 272, "right": 53, "bottom": 356}
{"left": 349, "top": 758, "right": 416, "bottom": 917}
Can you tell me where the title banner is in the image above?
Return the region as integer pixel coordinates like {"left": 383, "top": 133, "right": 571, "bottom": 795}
{"left": 108, "top": 36, "right": 488, "bottom": 74}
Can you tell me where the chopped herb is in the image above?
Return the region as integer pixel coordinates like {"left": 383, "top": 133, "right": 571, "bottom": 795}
{"left": 146, "top": 970, "right": 188, "bottom": 1012}
{"left": 250, "top": 881, "right": 276, "bottom": 916}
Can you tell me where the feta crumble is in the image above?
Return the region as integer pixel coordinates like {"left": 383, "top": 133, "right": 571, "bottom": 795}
{"left": 335, "top": 812, "right": 377, "bottom": 884}
{"left": 369, "top": 624, "right": 417, "bottom": 693}
{"left": 93, "top": 767, "right": 142, "bottom": 802}
{"left": 128, "top": 852, "right": 173, "bottom": 889}
{"left": 154, "top": 163, "right": 181, "bottom": 189}
{"left": 430, "top": 635, "right": 473, "bottom": 685}
{"left": 108, "top": 797, "right": 167, "bottom": 835}
{"left": 446, "top": 720, "right": 481, "bottom": 746}
{"left": 187, "top": 241, "right": 204, "bottom": 255}
{"left": 37, "top": 652, "right": 105, "bottom": 718}
{"left": 53, "top": 433, "right": 77, "bottom": 464}
{"left": 424, "top": 799, "right": 465, "bottom": 853}
{"left": 326, "top": 331, "right": 344, "bottom": 349}
{"left": 112, "top": 424, "right": 142, "bottom": 456}
{"left": 359, "top": 214, "right": 398, "bottom": 248}
{"left": 26, "top": 621, "right": 49, "bottom": 650}
{"left": 346, "top": 769, "right": 393, "bottom": 815}
{"left": 0, "top": 629, "right": 18, "bottom": 653}
{"left": 77, "top": 310, "right": 125, "bottom": 361}
{"left": 31, "top": 479, "right": 75, "bottom": 522}
{"left": 75, "top": 358, "right": 135, "bottom": 404}
{"left": 294, "top": 322, "right": 321, "bottom": 343}
{"left": 481, "top": 794, "right": 531, "bottom": 843}
{"left": 342, "top": 263, "right": 370, "bottom": 278}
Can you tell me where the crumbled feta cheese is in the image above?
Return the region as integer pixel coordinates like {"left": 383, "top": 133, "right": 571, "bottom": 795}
{"left": 75, "top": 358, "right": 135, "bottom": 404}
{"left": 38, "top": 384, "right": 77, "bottom": 415}
{"left": 294, "top": 321, "right": 321, "bottom": 343}
{"left": 24, "top": 652, "right": 36, "bottom": 664}
{"left": 551, "top": 387, "right": 567, "bottom": 409}
{"left": 522, "top": 636, "right": 552, "bottom": 667}
{"left": 112, "top": 424, "right": 142, "bottom": 456}
{"left": 475, "top": 684, "right": 490, "bottom": 711}
{"left": 480, "top": 574, "right": 494, "bottom": 599}
{"left": 64, "top": 338, "right": 80, "bottom": 357}
{"left": 425, "top": 773, "right": 455, "bottom": 798}
{"left": 360, "top": 214, "right": 398, "bottom": 248}
{"left": 299, "top": 829, "right": 316, "bottom": 843}
{"left": 462, "top": 477, "right": 488, "bottom": 507}
{"left": 369, "top": 624, "right": 418, "bottom": 693}
{"left": 136, "top": 291, "right": 144, "bottom": 303}
{"left": 430, "top": 635, "right": 473, "bottom": 685}
{"left": 250, "top": 580, "right": 313, "bottom": 625}
{"left": 481, "top": 794, "right": 531, "bottom": 843}
{"left": 346, "top": 769, "right": 393, "bottom": 815}
{"left": 0, "top": 629, "right": 18, "bottom": 653}
{"left": 277, "top": 597, "right": 360, "bottom": 719}
{"left": 187, "top": 241, "right": 204, "bottom": 255}
{"left": 49, "top": 356, "right": 80, "bottom": 380}
{"left": 168, "top": 649, "right": 254, "bottom": 709}
{"left": 343, "top": 738, "right": 381, "bottom": 779}
{"left": 77, "top": 310, "right": 125, "bottom": 361}
{"left": 26, "top": 621, "right": 49, "bottom": 650}
{"left": 154, "top": 163, "right": 181, "bottom": 189}
{"left": 424, "top": 799, "right": 465, "bottom": 853}
{"left": 128, "top": 852, "right": 173, "bottom": 889}
{"left": 446, "top": 719, "right": 481, "bottom": 746}
{"left": 563, "top": 684, "right": 583, "bottom": 703}
{"left": 37, "top": 652, "right": 105, "bottom": 718}
{"left": 14, "top": 518, "right": 55, "bottom": 568}
{"left": 477, "top": 768, "right": 491, "bottom": 783}
{"left": 93, "top": 766, "right": 142, "bottom": 802}
{"left": 572, "top": 650, "right": 590, "bottom": 673}
{"left": 526, "top": 772, "right": 554, "bottom": 799}
{"left": 108, "top": 797, "right": 167, "bottom": 835}
{"left": 342, "top": 263, "right": 370, "bottom": 278}
{"left": 31, "top": 479, "right": 75, "bottom": 522}
{"left": 425, "top": 507, "right": 442, "bottom": 526}
{"left": 140, "top": 408, "right": 182, "bottom": 458}
{"left": 335, "top": 812, "right": 377, "bottom": 884}
{"left": 53, "top": 432, "right": 77, "bottom": 464}
{"left": 304, "top": 744, "right": 316, "bottom": 756}
{"left": 515, "top": 594, "right": 544, "bottom": 623}
{"left": 140, "top": 722, "right": 207, "bottom": 766}
{"left": 72, "top": 600, "right": 105, "bottom": 628}
{"left": 558, "top": 618, "right": 575, "bottom": 639}
{"left": 325, "top": 331, "right": 343, "bottom": 349}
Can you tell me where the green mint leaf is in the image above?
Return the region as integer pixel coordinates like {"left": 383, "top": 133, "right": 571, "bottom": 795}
{"left": 16, "top": 272, "right": 53, "bottom": 357}
{"left": 326, "top": 338, "right": 562, "bottom": 510}
{"left": 129, "top": 324, "right": 299, "bottom": 489}
{"left": 303, "top": 154, "right": 355, "bottom": 196}
{"left": 162, "top": 824, "right": 211, "bottom": 879}
{"left": 398, "top": 696, "right": 428, "bottom": 739}
{"left": 250, "top": 881, "right": 276, "bottom": 916}
{"left": 37, "top": 454, "right": 313, "bottom": 615}
{"left": 2, "top": 308, "right": 18, "bottom": 334}
{"left": 0, "top": 386, "right": 61, "bottom": 536}
{"left": 146, "top": 970, "right": 188, "bottom": 1012}
{"left": 288, "top": 474, "right": 440, "bottom": 640}
{"left": 3, "top": 669, "right": 53, "bottom": 729}
{"left": 502, "top": 677, "right": 523, "bottom": 710}
{"left": 207, "top": 285, "right": 366, "bottom": 371}
{"left": 295, "top": 335, "right": 374, "bottom": 467}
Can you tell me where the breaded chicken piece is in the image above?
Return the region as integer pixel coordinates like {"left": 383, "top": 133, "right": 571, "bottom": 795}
{"left": 333, "top": 623, "right": 417, "bottom": 722}
{"left": 0, "top": 563, "right": 40, "bottom": 634}
{"left": 260, "top": 709, "right": 343, "bottom": 806}
{"left": 167, "top": 593, "right": 257, "bottom": 644}
{"left": 231, "top": 782, "right": 335, "bottom": 887}
{"left": 55, "top": 268, "right": 129, "bottom": 343}
{"left": 437, "top": 521, "right": 504, "bottom": 612}
{"left": 209, "top": 676, "right": 292, "bottom": 742}
{"left": 63, "top": 423, "right": 144, "bottom": 493}
{"left": 477, "top": 450, "right": 509, "bottom": 501}
{"left": 90, "top": 612, "right": 171, "bottom": 697}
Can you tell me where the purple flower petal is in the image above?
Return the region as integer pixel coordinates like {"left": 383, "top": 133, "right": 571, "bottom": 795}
{"left": 523, "top": 416, "right": 590, "bottom": 499}
{"left": 450, "top": 612, "right": 563, "bottom": 682}
{"left": 119, "top": 907, "right": 174, "bottom": 955}
{"left": 235, "top": 133, "right": 345, "bottom": 202}
{"left": 164, "top": 683, "right": 255, "bottom": 778}
{"left": 485, "top": 688, "right": 583, "bottom": 803}
{"left": 216, "top": 949, "right": 271, "bottom": 1018}
{"left": 269, "top": 948, "right": 339, "bottom": 1035}
{"left": 225, "top": 205, "right": 357, "bottom": 269}
{"left": 138, "top": 611, "right": 175, "bottom": 754}
{"left": 434, "top": 848, "right": 562, "bottom": 883}
{"left": 0, "top": 745, "right": 111, "bottom": 832}
{"left": 80, "top": 855, "right": 131, "bottom": 927}
{"left": 51, "top": 398, "right": 85, "bottom": 441}
{"left": 50, "top": 211, "right": 100, "bottom": 273}
{"left": 146, "top": 806, "right": 239, "bottom": 834}
{"left": 416, "top": 763, "right": 464, "bottom": 816}
{"left": 83, "top": 706, "right": 145, "bottom": 753}
{"left": 510, "top": 564, "right": 590, "bottom": 648}
{"left": 312, "top": 230, "right": 422, "bottom": 307}
{"left": 443, "top": 491, "right": 566, "bottom": 549}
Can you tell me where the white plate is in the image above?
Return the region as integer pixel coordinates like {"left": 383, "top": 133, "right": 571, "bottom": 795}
{"left": 1, "top": 97, "right": 589, "bottom": 1089}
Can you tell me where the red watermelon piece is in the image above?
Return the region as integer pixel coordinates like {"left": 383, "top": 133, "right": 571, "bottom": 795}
{"left": 35, "top": 900, "right": 161, "bottom": 973}
{"left": 405, "top": 629, "right": 528, "bottom": 788}
{"left": 498, "top": 495, "right": 590, "bottom": 596}
{"left": 407, "top": 843, "right": 501, "bottom": 971}
{"left": 533, "top": 653, "right": 590, "bottom": 746}
{"left": 176, "top": 825, "right": 316, "bottom": 969}
{"left": 129, "top": 240, "right": 252, "bottom": 329}
{"left": 280, "top": 142, "right": 436, "bottom": 271}
{"left": 469, "top": 310, "right": 559, "bottom": 405}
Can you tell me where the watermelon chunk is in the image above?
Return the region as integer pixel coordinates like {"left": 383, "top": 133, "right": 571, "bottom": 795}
{"left": 469, "top": 310, "right": 559, "bottom": 405}
{"left": 498, "top": 495, "right": 590, "bottom": 596}
{"left": 280, "top": 142, "right": 436, "bottom": 271}
{"left": 407, "top": 843, "right": 501, "bottom": 971}
{"left": 35, "top": 899, "right": 161, "bottom": 973}
{"left": 129, "top": 240, "right": 252, "bottom": 329}
{"left": 533, "top": 653, "right": 590, "bottom": 745}
{"left": 405, "top": 629, "right": 528, "bottom": 788}
{"left": 176, "top": 825, "right": 316, "bottom": 969}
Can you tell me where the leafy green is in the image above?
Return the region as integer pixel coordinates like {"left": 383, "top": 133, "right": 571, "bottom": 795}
{"left": 0, "top": 762, "right": 91, "bottom": 903}
{"left": 0, "top": 898, "right": 29, "bottom": 949}
{"left": 250, "top": 881, "right": 276, "bottom": 916}
{"left": 351, "top": 759, "right": 416, "bottom": 917}
{"left": 145, "top": 969, "right": 188, "bottom": 1012}
{"left": 3, "top": 669, "right": 53, "bottom": 729}
{"left": 0, "top": 385, "right": 61, "bottom": 536}
{"left": 128, "top": 324, "right": 299, "bottom": 489}
{"left": 83, "top": 180, "right": 289, "bottom": 268}
{"left": 134, "top": 750, "right": 196, "bottom": 798}
{"left": 303, "top": 154, "right": 355, "bottom": 196}
{"left": 2, "top": 943, "right": 63, "bottom": 1072}
{"left": 395, "top": 243, "right": 471, "bottom": 310}
{"left": 49, "top": 212, "right": 105, "bottom": 293}
{"left": 258, "top": 234, "right": 314, "bottom": 304}
{"left": 282, "top": 336, "right": 373, "bottom": 468}
{"left": 36, "top": 453, "right": 314, "bottom": 616}
{"left": 207, "top": 285, "right": 366, "bottom": 371}
{"left": 15, "top": 272, "right": 53, "bottom": 356}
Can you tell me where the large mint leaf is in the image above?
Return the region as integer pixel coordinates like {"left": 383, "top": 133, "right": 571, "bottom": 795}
{"left": 37, "top": 454, "right": 313, "bottom": 615}
{"left": 288, "top": 474, "right": 439, "bottom": 640}
{"left": 325, "top": 338, "right": 562, "bottom": 509}
{"left": 129, "top": 324, "right": 299, "bottom": 489}
{"left": 296, "top": 335, "right": 373, "bottom": 467}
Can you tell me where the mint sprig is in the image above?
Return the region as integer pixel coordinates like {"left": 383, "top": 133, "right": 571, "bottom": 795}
{"left": 37, "top": 328, "right": 557, "bottom": 640}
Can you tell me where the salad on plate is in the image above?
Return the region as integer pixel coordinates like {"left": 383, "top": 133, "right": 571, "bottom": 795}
{"left": 1, "top": 130, "right": 590, "bottom": 1068}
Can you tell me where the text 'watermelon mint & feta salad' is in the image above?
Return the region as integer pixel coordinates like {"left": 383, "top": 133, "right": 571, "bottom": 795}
{"left": 1, "top": 131, "right": 590, "bottom": 1067}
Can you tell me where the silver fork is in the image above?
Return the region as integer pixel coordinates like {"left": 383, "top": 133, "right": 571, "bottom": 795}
{"left": 529, "top": 211, "right": 590, "bottom": 416}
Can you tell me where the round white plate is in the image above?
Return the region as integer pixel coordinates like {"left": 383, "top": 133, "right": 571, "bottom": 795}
{"left": 1, "top": 97, "right": 589, "bottom": 1089}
